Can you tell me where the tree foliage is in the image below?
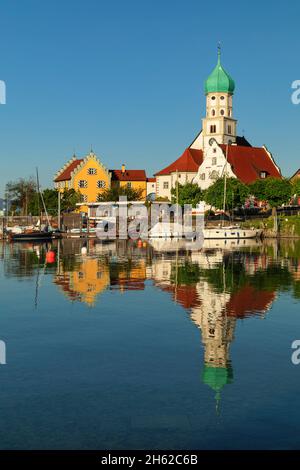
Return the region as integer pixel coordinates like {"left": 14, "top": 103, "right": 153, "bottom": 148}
{"left": 97, "top": 186, "right": 144, "bottom": 202}
{"left": 4, "top": 179, "right": 81, "bottom": 215}
{"left": 249, "top": 177, "right": 292, "bottom": 207}
{"left": 171, "top": 182, "right": 203, "bottom": 206}
{"left": 203, "top": 177, "right": 249, "bottom": 210}
{"left": 291, "top": 178, "right": 300, "bottom": 197}
{"left": 5, "top": 177, "right": 37, "bottom": 215}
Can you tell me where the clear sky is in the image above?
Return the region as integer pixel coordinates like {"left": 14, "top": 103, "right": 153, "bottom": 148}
{"left": 0, "top": 0, "right": 299, "bottom": 194}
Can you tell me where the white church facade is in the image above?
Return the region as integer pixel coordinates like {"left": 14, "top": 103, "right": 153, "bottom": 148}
{"left": 155, "top": 48, "right": 281, "bottom": 200}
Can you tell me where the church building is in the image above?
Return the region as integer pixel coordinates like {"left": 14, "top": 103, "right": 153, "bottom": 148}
{"left": 155, "top": 48, "right": 282, "bottom": 200}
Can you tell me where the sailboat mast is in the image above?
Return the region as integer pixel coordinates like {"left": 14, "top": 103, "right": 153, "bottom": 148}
{"left": 36, "top": 167, "right": 41, "bottom": 225}
{"left": 222, "top": 144, "right": 229, "bottom": 226}
{"left": 36, "top": 167, "right": 51, "bottom": 227}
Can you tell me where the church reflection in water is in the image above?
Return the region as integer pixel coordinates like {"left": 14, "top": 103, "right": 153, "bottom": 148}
{"left": 3, "top": 238, "right": 300, "bottom": 410}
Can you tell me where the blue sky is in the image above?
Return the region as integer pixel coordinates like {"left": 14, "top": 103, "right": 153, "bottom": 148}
{"left": 0, "top": 0, "right": 299, "bottom": 194}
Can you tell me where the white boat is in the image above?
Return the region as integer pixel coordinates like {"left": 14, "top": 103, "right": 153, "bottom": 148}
{"left": 203, "top": 226, "right": 262, "bottom": 240}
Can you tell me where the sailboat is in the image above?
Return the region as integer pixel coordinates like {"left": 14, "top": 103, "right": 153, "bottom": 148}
{"left": 11, "top": 169, "right": 61, "bottom": 242}
{"left": 203, "top": 144, "right": 263, "bottom": 240}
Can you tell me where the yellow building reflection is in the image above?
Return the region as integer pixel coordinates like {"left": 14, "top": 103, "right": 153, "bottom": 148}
{"left": 55, "top": 257, "right": 110, "bottom": 306}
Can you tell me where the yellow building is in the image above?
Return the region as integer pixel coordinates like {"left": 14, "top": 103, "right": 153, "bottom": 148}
{"left": 54, "top": 155, "right": 148, "bottom": 212}
{"left": 110, "top": 164, "right": 147, "bottom": 199}
{"left": 54, "top": 151, "right": 111, "bottom": 212}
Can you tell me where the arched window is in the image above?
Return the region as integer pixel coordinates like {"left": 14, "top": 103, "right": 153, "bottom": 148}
{"left": 220, "top": 109, "right": 225, "bottom": 116}
{"left": 211, "top": 109, "right": 216, "bottom": 116}
{"left": 210, "top": 170, "right": 219, "bottom": 180}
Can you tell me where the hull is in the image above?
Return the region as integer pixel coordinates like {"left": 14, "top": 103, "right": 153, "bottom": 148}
{"left": 203, "top": 227, "right": 262, "bottom": 239}
{"left": 11, "top": 231, "right": 55, "bottom": 242}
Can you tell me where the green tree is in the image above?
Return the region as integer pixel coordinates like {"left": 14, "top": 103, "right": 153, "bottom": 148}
{"left": 41, "top": 189, "right": 59, "bottom": 215}
{"left": 97, "top": 186, "right": 144, "bottom": 202}
{"left": 171, "top": 182, "right": 203, "bottom": 206}
{"left": 203, "top": 177, "right": 249, "bottom": 210}
{"left": 291, "top": 178, "right": 300, "bottom": 198}
{"left": 249, "top": 177, "right": 292, "bottom": 207}
{"left": 5, "top": 177, "right": 37, "bottom": 215}
{"left": 61, "top": 189, "right": 82, "bottom": 211}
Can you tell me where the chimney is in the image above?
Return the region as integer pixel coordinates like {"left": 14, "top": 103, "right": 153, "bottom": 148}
{"left": 121, "top": 163, "right": 126, "bottom": 174}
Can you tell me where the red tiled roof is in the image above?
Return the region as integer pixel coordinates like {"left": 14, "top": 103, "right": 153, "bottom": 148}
{"left": 54, "top": 159, "right": 83, "bottom": 182}
{"left": 155, "top": 144, "right": 281, "bottom": 183}
{"left": 155, "top": 283, "right": 201, "bottom": 309}
{"left": 220, "top": 145, "right": 281, "bottom": 184}
{"left": 147, "top": 177, "right": 156, "bottom": 183}
{"left": 111, "top": 169, "right": 147, "bottom": 181}
{"left": 226, "top": 285, "right": 275, "bottom": 318}
{"left": 155, "top": 148, "right": 203, "bottom": 176}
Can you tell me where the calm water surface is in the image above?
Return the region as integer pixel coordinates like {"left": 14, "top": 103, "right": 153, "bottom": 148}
{"left": 0, "top": 238, "right": 300, "bottom": 450}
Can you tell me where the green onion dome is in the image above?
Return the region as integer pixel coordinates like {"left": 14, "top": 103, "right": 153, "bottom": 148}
{"left": 205, "top": 49, "right": 235, "bottom": 95}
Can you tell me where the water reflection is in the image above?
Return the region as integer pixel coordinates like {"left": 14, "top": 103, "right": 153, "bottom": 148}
{"left": 1, "top": 238, "right": 300, "bottom": 412}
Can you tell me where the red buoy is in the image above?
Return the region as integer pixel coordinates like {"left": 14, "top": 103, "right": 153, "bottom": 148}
{"left": 46, "top": 251, "right": 56, "bottom": 264}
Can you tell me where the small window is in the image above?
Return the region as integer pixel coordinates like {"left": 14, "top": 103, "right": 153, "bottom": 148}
{"left": 210, "top": 170, "right": 219, "bottom": 180}
{"left": 228, "top": 125, "right": 232, "bottom": 134}
{"left": 78, "top": 180, "right": 87, "bottom": 188}
{"left": 210, "top": 125, "right": 216, "bottom": 134}
{"left": 163, "top": 182, "right": 169, "bottom": 189}
{"left": 200, "top": 173, "right": 205, "bottom": 180}
{"left": 78, "top": 272, "right": 84, "bottom": 279}
{"left": 211, "top": 96, "right": 216, "bottom": 101}
{"left": 212, "top": 157, "right": 217, "bottom": 165}
{"left": 88, "top": 168, "right": 97, "bottom": 175}
{"left": 228, "top": 110, "right": 231, "bottom": 117}
{"left": 260, "top": 171, "right": 267, "bottom": 179}
{"left": 213, "top": 148, "right": 217, "bottom": 153}
{"left": 127, "top": 182, "right": 132, "bottom": 188}
{"left": 80, "top": 194, "right": 88, "bottom": 202}
{"left": 97, "top": 180, "right": 106, "bottom": 188}
{"left": 220, "top": 96, "right": 225, "bottom": 100}
{"left": 211, "top": 109, "right": 216, "bottom": 116}
{"left": 220, "top": 109, "right": 225, "bottom": 116}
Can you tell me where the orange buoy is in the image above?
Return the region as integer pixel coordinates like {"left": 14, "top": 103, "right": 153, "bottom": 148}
{"left": 137, "top": 239, "right": 143, "bottom": 248}
{"left": 46, "top": 251, "right": 56, "bottom": 264}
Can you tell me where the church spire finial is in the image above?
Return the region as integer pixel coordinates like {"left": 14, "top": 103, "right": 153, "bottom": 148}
{"left": 217, "top": 42, "right": 221, "bottom": 64}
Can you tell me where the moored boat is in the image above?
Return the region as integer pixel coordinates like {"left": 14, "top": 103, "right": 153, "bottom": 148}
{"left": 203, "top": 226, "right": 263, "bottom": 240}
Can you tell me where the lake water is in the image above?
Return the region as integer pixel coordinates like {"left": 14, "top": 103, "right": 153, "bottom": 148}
{"left": 0, "top": 238, "right": 300, "bottom": 450}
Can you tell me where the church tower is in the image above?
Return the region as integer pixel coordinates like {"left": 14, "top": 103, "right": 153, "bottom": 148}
{"left": 202, "top": 47, "right": 237, "bottom": 149}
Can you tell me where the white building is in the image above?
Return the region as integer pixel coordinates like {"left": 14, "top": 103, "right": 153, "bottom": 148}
{"left": 155, "top": 49, "right": 281, "bottom": 201}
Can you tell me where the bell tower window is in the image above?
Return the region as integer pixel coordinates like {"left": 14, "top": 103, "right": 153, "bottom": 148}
{"left": 210, "top": 125, "right": 216, "bottom": 134}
